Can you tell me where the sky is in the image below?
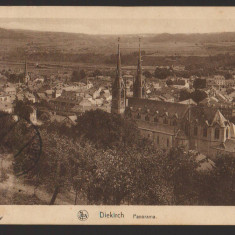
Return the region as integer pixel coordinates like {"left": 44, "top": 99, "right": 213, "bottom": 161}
{"left": 0, "top": 7, "right": 235, "bottom": 35}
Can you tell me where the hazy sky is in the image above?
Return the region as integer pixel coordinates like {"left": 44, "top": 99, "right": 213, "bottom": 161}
{"left": 0, "top": 7, "right": 235, "bottom": 35}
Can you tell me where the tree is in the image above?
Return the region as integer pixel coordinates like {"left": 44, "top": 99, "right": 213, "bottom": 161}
{"left": 154, "top": 67, "right": 172, "bottom": 80}
{"left": 7, "top": 73, "right": 24, "bottom": 83}
{"left": 93, "top": 69, "right": 102, "bottom": 78}
{"left": 14, "top": 98, "right": 33, "bottom": 121}
{"left": 179, "top": 89, "right": 191, "bottom": 101}
{"left": 161, "top": 147, "right": 200, "bottom": 205}
{"left": 191, "top": 89, "right": 208, "bottom": 103}
{"left": 23, "top": 128, "right": 80, "bottom": 205}
{"left": 79, "top": 70, "right": 86, "bottom": 80}
{"left": 166, "top": 79, "right": 173, "bottom": 86}
{"left": 193, "top": 78, "right": 207, "bottom": 90}
{"left": 224, "top": 72, "right": 233, "bottom": 80}
{"left": 143, "top": 70, "right": 152, "bottom": 79}
{"left": 75, "top": 109, "right": 140, "bottom": 149}
{"left": 85, "top": 145, "right": 173, "bottom": 205}
{"left": 71, "top": 69, "right": 86, "bottom": 82}
{"left": 208, "top": 154, "right": 235, "bottom": 205}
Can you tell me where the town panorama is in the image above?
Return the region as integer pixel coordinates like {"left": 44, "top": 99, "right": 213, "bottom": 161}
{"left": 1, "top": 27, "right": 235, "bottom": 206}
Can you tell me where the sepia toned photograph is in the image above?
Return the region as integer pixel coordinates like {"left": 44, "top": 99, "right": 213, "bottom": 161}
{"left": 0, "top": 7, "right": 235, "bottom": 208}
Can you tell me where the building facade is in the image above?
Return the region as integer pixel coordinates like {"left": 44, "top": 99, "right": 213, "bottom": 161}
{"left": 111, "top": 39, "right": 235, "bottom": 158}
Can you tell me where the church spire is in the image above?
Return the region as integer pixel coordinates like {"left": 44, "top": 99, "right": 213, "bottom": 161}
{"left": 111, "top": 37, "right": 125, "bottom": 114}
{"left": 116, "top": 37, "right": 122, "bottom": 87}
{"left": 133, "top": 37, "right": 143, "bottom": 98}
{"left": 137, "top": 37, "right": 142, "bottom": 75}
{"left": 24, "top": 57, "right": 28, "bottom": 84}
{"left": 25, "top": 58, "right": 27, "bottom": 77}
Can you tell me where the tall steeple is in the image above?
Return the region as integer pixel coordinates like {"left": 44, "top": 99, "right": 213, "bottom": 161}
{"left": 24, "top": 58, "right": 27, "bottom": 84}
{"left": 133, "top": 38, "right": 143, "bottom": 98}
{"left": 25, "top": 58, "right": 27, "bottom": 77}
{"left": 111, "top": 38, "right": 125, "bottom": 114}
{"left": 116, "top": 37, "right": 122, "bottom": 83}
{"left": 24, "top": 58, "right": 30, "bottom": 84}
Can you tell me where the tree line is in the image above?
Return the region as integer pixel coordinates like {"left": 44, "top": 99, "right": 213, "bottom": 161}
{"left": 1, "top": 109, "right": 235, "bottom": 205}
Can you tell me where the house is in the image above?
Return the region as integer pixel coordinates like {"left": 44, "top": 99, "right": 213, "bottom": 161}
{"left": 225, "top": 79, "right": 235, "bottom": 87}
{"left": 37, "top": 92, "right": 47, "bottom": 100}
{"left": 0, "top": 102, "right": 13, "bottom": 113}
{"left": 34, "top": 77, "right": 45, "bottom": 83}
{"left": 207, "top": 75, "right": 225, "bottom": 90}
{"left": 158, "top": 94, "right": 174, "bottom": 102}
{"left": 0, "top": 92, "right": 11, "bottom": 102}
{"left": 152, "top": 82, "right": 161, "bottom": 90}
{"left": 95, "top": 98, "right": 104, "bottom": 106}
{"left": 178, "top": 99, "right": 197, "bottom": 105}
{"left": 93, "top": 88, "right": 102, "bottom": 99}
{"left": 45, "top": 89, "right": 54, "bottom": 98}
{"left": 25, "top": 92, "right": 36, "bottom": 103}
{"left": 30, "top": 107, "right": 37, "bottom": 124}
{"left": 4, "top": 86, "right": 16, "bottom": 95}
{"left": 171, "top": 79, "right": 190, "bottom": 89}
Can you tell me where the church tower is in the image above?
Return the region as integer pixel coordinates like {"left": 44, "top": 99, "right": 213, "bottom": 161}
{"left": 24, "top": 59, "right": 30, "bottom": 84}
{"left": 133, "top": 38, "right": 143, "bottom": 98}
{"left": 111, "top": 38, "right": 125, "bottom": 114}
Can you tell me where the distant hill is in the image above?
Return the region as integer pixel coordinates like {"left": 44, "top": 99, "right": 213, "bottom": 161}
{"left": 1, "top": 27, "right": 235, "bottom": 65}
{"left": 0, "top": 27, "right": 28, "bottom": 39}
{"left": 148, "top": 32, "right": 235, "bottom": 43}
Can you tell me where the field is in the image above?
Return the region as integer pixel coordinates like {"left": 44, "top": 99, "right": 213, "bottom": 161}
{"left": 0, "top": 28, "right": 235, "bottom": 72}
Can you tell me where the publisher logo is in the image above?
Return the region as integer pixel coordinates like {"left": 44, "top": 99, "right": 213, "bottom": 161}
{"left": 77, "top": 210, "right": 89, "bottom": 221}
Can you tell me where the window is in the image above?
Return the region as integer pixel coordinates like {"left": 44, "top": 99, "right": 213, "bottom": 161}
{"left": 154, "top": 117, "right": 158, "bottom": 123}
{"left": 167, "top": 138, "right": 169, "bottom": 147}
{"left": 226, "top": 128, "right": 229, "bottom": 138}
{"left": 163, "top": 117, "right": 168, "bottom": 124}
{"left": 157, "top": 136, "right": 159, "bottom": 144}
{"left": 203, "top": 127, "right": 207, "bottom": 137}
{"left": 194, "top": 126, "right": 198, "bottom": 136}
{"left": 215, "top": 128, "right": 220, "bottom": 139}
{"left": 172, "top": 120, "right": 177, "bottom": 126}
{"left": 136, "top": 113, "right": 141, "bottom": 119}
{"left": 145, "top": 115, "right": 150, "bottom": 121}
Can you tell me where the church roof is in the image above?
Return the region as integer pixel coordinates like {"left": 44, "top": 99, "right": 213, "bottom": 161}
{"left": 211, "top": 110, "right": 227, "bottom": 127}
{"left": 127, "top": 97, "right": 189, "bottom": 118}
{"left": 190, "top": 106, "right": 228, "bottom": 127}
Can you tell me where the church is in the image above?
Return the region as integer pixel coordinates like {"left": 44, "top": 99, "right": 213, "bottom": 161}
{"left": 111, "top": 38, "right": 235, "bottom": 158}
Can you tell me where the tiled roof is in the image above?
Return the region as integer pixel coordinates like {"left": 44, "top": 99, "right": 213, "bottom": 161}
{"left": 211, "top": 110, "right": 227, "bottom": 127}
{"left": 178, "top": 99, "right": 197, "bottom": 105}
{"left": 190, "top": 106, "right": 227, "bottom": 126}
{"left": 127, "top": 97, "right": 189, "bottom": 118}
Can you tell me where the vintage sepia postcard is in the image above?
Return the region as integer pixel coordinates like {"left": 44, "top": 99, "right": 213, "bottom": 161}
{"left": 1, "top": 6, "right": 235, "bottom": 225}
